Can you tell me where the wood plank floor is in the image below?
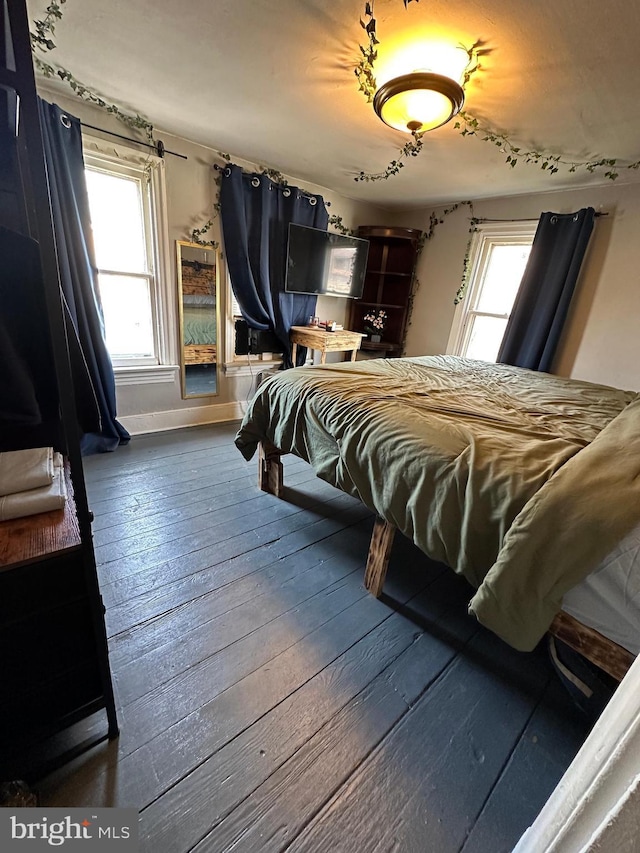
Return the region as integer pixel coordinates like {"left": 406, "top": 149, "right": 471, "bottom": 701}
{"left": 37, "top": 422, "right": 593, "bottom": 852}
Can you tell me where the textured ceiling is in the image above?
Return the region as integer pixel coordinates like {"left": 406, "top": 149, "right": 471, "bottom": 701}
{"left": 26, "top": 0, "right": 640, "bottom": 208}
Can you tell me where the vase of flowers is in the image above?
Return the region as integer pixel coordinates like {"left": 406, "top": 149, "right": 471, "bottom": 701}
{"left": 363, "top": 309, "right": 387, "bottom": 343}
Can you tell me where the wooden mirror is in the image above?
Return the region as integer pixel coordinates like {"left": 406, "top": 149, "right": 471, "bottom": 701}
{"left": 176, "top": 241, "right": 220, "bottom": 398}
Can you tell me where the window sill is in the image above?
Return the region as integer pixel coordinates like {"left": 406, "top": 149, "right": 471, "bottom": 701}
{"left": 114, "top": 365, "right": 179, "bottom": 386}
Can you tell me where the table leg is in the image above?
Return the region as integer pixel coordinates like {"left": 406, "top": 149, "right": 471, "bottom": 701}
{"left": 291, "top": 342, "right": 297, "bottom": 365}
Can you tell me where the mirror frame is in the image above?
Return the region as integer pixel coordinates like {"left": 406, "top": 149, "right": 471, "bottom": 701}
{"left": 176, "top": 240, "right": 220, "bottom": 399}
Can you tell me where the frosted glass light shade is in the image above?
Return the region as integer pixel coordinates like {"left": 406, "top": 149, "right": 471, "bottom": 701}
{"left": 373, "top": 72, "right": 465, "bottom": 133}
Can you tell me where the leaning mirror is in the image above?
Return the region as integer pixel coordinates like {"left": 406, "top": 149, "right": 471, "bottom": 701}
{"left": 176, "top": 241, "right": 220, "bottom": 398}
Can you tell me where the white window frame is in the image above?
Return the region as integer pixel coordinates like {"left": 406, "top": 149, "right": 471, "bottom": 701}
{"left": 446, "top": 221, "right": 538, "bottom": 359}
{"left": 82, "top": 136, "right": 177, "bottom": 382}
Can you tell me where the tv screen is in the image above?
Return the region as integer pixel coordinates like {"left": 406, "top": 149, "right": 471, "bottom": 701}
{"left": 285, "top": 224, "right": 369, "bottom": 299}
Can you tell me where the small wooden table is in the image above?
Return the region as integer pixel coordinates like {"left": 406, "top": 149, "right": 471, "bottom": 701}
{"left": 290, "top": 326, "right": 366, "bottom": 365}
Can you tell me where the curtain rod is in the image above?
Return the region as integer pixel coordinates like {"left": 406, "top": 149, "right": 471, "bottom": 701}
{"left": 81, "top": 121, "right": 188, "bottom": 160}
{"left": 476, "top": 213, "right": 608, "bottom": 222}
{"left": 212, "top": 163, "right": 331, "bottom": 206}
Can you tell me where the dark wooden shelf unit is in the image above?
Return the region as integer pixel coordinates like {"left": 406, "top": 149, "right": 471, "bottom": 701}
{"left": 349, "top": 225, "right": 423, "bottom": 355}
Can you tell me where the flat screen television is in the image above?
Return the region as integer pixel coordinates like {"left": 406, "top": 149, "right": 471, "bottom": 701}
{"left": 284, "top": 224, "right": 369, "bottom": 299}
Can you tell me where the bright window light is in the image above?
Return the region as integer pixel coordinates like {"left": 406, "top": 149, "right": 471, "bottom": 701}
{"left": 85, "top": 166, "right": 157, "bottom": 362}
{"left": 97, "top": 273, "right": 154, "bottom": 358}
{"left": 476, "top": 245, "right": 530, "bottom": 315}
{"left": 85, "top": 170, "right": 147, "bottom": 272}
{"left": 449, "top": 224, "right": 536, "bottom": 362}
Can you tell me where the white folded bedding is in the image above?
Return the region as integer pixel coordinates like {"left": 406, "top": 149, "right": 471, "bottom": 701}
{"left": 0, "top": 447, "right": 55, "bottom": 496}
{"left": 563, "top": 523, "right": 640, "bottom": 655}
{"left": 0, "top": 453, "right": 66, "bottom": 521}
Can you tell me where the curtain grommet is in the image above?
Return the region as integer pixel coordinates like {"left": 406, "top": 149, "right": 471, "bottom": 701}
{"left": 60, "top": 114, "right": 72, "bottom": 129}
{"left": 251, "top": 177, "right": 260, "bottom": 188}
{"left": 283, "top": 188, "right": 291, "bottom": 198}
{"left": 550, "top": 215, "right": 558, "bottom": 224}
{"left": 309, "top": 197, "right": 317, "bottom": 206}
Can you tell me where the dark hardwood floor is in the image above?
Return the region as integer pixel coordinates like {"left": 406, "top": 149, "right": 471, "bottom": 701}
{"left": 38, "top": 422, "right": 592, "bottom": 852}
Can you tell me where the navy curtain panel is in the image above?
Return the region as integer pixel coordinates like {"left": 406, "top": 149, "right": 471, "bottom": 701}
{"left": 38, "top": 99, "right": 130, "bottom": 453}
{"left": 219, "top": 163, "right": 329, "bottom": 368}
{"left": 497, "top": 207, "right": 596, "bottom": 372}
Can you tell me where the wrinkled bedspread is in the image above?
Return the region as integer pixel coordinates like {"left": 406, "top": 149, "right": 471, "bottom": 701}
{"left": 235, "top": 355, "right": 640, "bottom": 650}
{"left": 183, "top": 305, "right": 217, "bottom": 345}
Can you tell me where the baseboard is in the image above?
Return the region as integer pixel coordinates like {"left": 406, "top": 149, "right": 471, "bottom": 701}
{"left": 118, "top": 400, "right": 248, "bottom": 436}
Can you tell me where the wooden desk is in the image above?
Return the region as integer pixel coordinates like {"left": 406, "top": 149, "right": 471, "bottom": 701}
{"left": 290, "top": 326, "right": 366, "bottom": 365}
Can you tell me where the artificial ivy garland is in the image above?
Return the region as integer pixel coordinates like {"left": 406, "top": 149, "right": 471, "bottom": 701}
{"left": 30, "top": 1, "right": 156, "bottom": 143}
{"left": 453, "top": 113, "right": 637, "bottom": 181}
{"left": 353, "top": 0, "right": 426, "bottom": 182}
{"left": 354, "top": 1, "right": 483, "bottom": 182}
{"left": 29, "top": 1, "right": 629, "bottom": 307}
{"left": 31, "top": 2, "right": 638, "bottom": 187}
{"left": 355, "top": 0, "right": 640, "bottom": 182}
{"left": 329, "top": 200, "right": 478, "bottom": 315}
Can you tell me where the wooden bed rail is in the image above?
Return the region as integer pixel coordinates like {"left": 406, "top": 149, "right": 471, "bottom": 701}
{"left": 256, "top": 444, "right": 634, "bottom": 683}
{"left": 363, "top": 516, "right": 634, "bottom": 683}
{"left": 549, "top": 610, "right": 634, "bottom": 683}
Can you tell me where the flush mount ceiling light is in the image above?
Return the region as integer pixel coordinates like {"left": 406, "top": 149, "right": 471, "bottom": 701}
{"left": 373, "top": 71, "right": 465, "bottom": 133}
{"left": 355, "top": 2, "right": 636, "bottom": 183}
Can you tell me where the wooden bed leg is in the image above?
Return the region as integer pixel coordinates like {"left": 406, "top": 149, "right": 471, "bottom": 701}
{"left": 364, "top": 517, "right": 396, "bottom": 598}
{"left": 258, "top": 440, "right": 284, "bottom": 498}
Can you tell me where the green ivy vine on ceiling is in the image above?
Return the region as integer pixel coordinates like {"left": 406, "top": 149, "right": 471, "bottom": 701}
{"left": 28, "top": 0, "right": 636, "bottom": 308}
{"left": 354, "top": 0, "right": 640, "bottom": 182}
{"left": 30, "top": 0, "right": 155, "bottom": 143}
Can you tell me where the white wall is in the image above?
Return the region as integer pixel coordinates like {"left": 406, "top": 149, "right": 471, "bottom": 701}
{"left": 392, "top": 180, "right": 640, "bottom": 391}
{"left": 37, "top": 87, "right": 390, "bottom": 430}
{"left": 39, "top": 86, "right": 640, "bottom": 426}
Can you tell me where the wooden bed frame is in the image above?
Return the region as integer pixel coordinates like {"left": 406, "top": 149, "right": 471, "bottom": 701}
{"left": 258, "top": 441, "right": 635, "bottom": 683}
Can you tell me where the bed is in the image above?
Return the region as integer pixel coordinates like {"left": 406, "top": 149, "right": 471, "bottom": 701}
{"left": 235, "top": 355, "right": 640, "bottom": 680}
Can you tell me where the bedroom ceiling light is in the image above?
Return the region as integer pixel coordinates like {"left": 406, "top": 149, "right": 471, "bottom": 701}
{"left": 371, "top": 41, "right": 470, "bottom": 134}
{"left": 373, "top": 71, "right": 465, "bottom": 133}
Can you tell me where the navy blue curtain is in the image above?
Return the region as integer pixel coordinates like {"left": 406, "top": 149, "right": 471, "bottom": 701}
{"left": 497, "top": 207, "right": 595, "bottom": 372}
{"left": 38, "top": 99, "right": 130, "bottom": 453}
{"left": 220, "top": 163, "right": 329, "bottom": 368}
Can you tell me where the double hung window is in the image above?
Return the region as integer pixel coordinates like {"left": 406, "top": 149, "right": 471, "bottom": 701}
{"left": 448, "top": 222, "right": 536, "bottom": 362}
{"left": 83, "top": 141, "right": 172, "bottom": 370}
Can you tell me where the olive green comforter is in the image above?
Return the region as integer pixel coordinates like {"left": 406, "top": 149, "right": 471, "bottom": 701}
{"left": 235, "top": 355, "right": 640, "bottom": 650}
